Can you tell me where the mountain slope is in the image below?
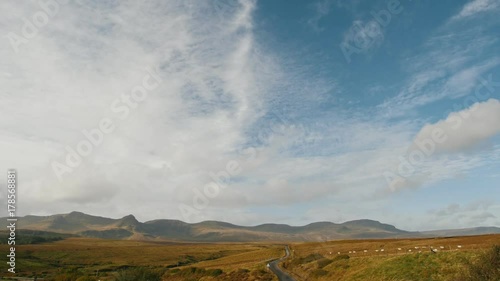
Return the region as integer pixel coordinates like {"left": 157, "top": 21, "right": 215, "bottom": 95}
{"left": 2, "top": 212, "right": 498, "bottom": 242}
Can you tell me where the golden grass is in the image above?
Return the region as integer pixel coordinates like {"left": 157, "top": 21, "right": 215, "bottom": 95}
{"left": 0, "top": 237, "right": 282, "bottom": 279}
{"left": 284, "top": 234, "right": 500, "bottom": 281}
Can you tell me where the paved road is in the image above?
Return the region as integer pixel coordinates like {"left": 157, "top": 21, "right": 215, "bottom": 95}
{"left": 268, "top": 246, "right": 296, "bottom": 281}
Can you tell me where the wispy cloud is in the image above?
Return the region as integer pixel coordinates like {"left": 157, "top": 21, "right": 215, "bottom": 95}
{"left": 307, "top": 0, "right": 333, "bottom": 32}
{"left": 378, "top": 3, "right": 500, "bottom": 117}
{"left": 452, "top": 0, "right": 500, "bottom": 20}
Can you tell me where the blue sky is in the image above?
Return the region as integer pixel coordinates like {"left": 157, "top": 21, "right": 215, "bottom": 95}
{"left": 0, "top": 0, "right": 499, "bottom": 231}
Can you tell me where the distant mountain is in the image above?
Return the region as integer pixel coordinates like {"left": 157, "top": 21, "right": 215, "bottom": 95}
{"left": 2, "top": 212, "right": 498, "bottom": 242}
{"left": 421, "top": 227, "right": 500, "bottom": 237}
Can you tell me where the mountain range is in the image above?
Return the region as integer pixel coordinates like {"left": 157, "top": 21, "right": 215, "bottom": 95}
{"left": 3, "top": 211, "right": 499, "bottom": 242}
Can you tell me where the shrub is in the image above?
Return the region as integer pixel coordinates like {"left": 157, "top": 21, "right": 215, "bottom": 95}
{"left": 317, "top": 258, "right": 333, "bottom": 268}
{"left": 311, "top": 269, "right": 329, "bottom": 277}
{"left": 75, "top": 277, "right": 97, "bottom": 281}
{"left": 115, "top": 267, "right": 163, "bottom": 281}
{"left": 209, "top": 269, "right": 223, "bottom": 276}
{"left": 303, "top": 253, "right": 324, "bottom": 263}
{"left": 462, "top": 245, "right": 500, "bottom": 281}
{"left": 333, "top": 254, "right": 350, "bottom": 261}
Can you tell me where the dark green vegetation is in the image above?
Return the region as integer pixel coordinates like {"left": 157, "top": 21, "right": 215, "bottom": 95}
{"left": 458, "top": 244, "right": 500, "bottom": 281}
{"left": 0, "top": 230, "right": 73, "bottom": 245}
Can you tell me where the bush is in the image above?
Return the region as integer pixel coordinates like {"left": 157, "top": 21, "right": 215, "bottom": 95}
{"left": 317, "top": 258, "right": 333, "bottom": 268}
{"left": 75, "top": 277, "right": 97, "bottom": 281}
{"left": 115, "top": 267, "right": 163, "bottom": 281}
{"left": 209, "top": 269, "right": 223, "bottom": 276}
{"left": 333, "top": 254, "right": 350, "bottom": 261}
{"left": 462, "top": 245, "right": 500, "bottom": 281}
{"left": 303, "top": 253, "right": 325, "bottom": 263}
{"left": 311, "top": 269, "right": 329, "bottom": 277}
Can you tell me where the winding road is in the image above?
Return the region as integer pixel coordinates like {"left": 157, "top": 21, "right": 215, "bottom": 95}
{"left": 268, "top": 246, "right": 296, "bottom": 281}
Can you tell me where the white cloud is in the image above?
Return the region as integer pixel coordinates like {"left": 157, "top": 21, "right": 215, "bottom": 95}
{"left": 0, "top": 0, "right": 278, "bottom": 220}
{"left": 454, "top": 0, "right": 500, "bottom": 20}
{"left": 0, "top": 0, "right": 498, "bottom": 232}
{"left": 413, "top": 99, "right": 500, "bottom": 153}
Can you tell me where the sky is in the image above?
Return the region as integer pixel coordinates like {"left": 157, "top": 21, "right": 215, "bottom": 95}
{"left": 0, "top": 0, "right": 499, "bottom": 231}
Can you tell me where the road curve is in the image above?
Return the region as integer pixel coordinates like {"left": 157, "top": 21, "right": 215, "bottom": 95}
{"left": 268, "top": 246, "right": 296, "bottom": 281}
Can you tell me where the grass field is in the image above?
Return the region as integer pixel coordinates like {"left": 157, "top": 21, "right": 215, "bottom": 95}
{"left": 0, "top": 238, "right": 282, "bottom": 280}
{"left": 1, "top": 234, "right": 498, "bottom": 280}
{"left": 283, "top": 234, "right": 500, "bottom": 281}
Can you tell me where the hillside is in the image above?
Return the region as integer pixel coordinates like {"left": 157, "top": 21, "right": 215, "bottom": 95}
{"left": 2, "top": 212, "right": 499, "bottom": 242}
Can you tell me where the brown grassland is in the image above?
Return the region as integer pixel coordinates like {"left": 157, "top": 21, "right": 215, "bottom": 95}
{"left": 283, "top": 234, "right": 500, "bottom": 281}
{"left": 0, "top": 234, "right": 498, "bottom": 280}
{"left": 0, "top": 237, "right": 282, "bottom": 280}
